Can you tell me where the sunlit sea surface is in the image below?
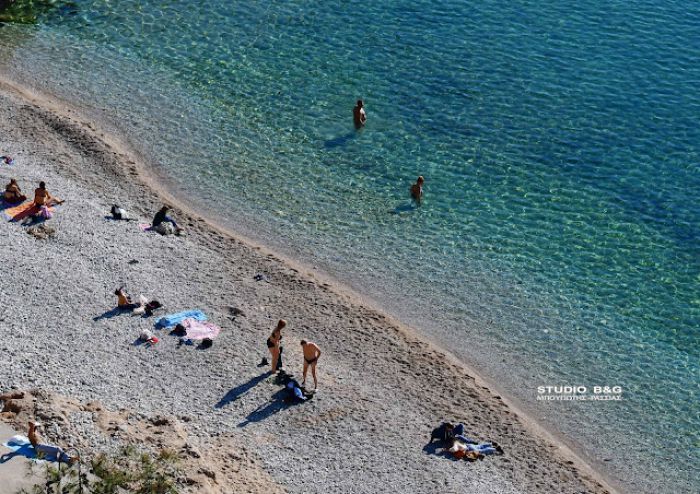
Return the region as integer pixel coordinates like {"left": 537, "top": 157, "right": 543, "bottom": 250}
{"left": 1, "top": 1, "right": 698, "bottom": 491}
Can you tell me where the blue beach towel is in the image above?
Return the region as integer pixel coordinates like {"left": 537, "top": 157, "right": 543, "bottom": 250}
{"left": 2, "top": 435, "right": 37, "bottom": 460}
{"left": 155, "top": 310, "right": 207, "bottom": 328}
{"left": 2, "top": 435, "right": 73, "bottom": 463}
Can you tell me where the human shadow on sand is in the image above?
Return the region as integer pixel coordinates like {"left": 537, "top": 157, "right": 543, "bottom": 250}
{"left": 93, "top": 307, "right": 129, "bottom": 321}
{"left": 422, "top": 441, "right": 455, "bottom": 459}
{"left": 0, "top": 443, "right": 36, "bottom": 464}
{"left": 215, "top": 371, "right": 272, "bottom": 409}
{"left": 237, "top": 388, "right": 305, "bottom": 428}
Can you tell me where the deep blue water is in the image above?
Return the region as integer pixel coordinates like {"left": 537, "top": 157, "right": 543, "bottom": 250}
{"left": 0, "top": 1, "right": 698, "bottom": 491}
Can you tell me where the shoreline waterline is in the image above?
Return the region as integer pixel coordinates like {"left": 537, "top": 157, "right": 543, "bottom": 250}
{"left": 0, "top": 72, "right": 623, "bottom": 494}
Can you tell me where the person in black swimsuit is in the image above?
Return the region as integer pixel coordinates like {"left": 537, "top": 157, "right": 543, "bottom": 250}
{"left": 300, "top": 340, "right": 322, "bottom": 389}
{"left": 267, "top": 319, "right": 286, "bottom": 373}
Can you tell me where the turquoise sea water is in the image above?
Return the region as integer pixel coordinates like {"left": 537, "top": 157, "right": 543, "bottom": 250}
{"left": 1, "top": 1, "right": 698, "bottom": 491}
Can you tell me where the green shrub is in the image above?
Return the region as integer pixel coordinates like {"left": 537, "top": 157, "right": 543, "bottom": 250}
{"left": 17, "top": 446, "right": 182, "bottom": 494}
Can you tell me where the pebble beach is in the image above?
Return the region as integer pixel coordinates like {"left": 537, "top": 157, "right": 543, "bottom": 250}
{"left": 0, "top": 77, "right": 621, "bottom": 494}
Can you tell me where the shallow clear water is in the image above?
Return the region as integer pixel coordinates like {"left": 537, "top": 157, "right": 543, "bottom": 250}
{"left": 1, "top": 1, "right": 698, "bottom": 491}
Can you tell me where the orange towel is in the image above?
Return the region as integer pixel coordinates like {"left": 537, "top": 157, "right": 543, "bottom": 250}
{"left": 2, "top": 201, "right": 57, "bottom": 222}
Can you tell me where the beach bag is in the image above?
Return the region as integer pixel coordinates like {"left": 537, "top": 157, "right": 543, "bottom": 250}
{"left": 111, "top": 205, "right": 127, "bottom": 220}
{"left": 145, "top": 300, "right": 163, "bottom": 316}
{"left": 200, "top": 338, "right": 213, "bottom": 349}
{"left": 39, "top": 205, "right": 53, "bottom": 220}
{"left": 170, "top": 324, "right": 187, "bottom": 337}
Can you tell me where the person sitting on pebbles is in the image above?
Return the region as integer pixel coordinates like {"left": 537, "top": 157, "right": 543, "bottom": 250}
{"left": 152, "top": 205, "right": 183, "bottom": 235}
{"left": 115, "top": 286, "right": 141, "bottom": 311}
{"left": 28, "top": 421, "right": 78, "bottom": 464}
{"left": 33, "top": 181, "right": 63, "bottom": 208}
{"left": 3, "top": 178, "right": 26, "bottom": 204}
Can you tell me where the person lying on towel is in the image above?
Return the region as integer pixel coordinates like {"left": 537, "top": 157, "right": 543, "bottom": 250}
{"left": 28, "top": 422, "right": 78, "bottom": 464}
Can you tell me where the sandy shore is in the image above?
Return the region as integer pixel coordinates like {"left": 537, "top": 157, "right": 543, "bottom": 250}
{"left": 0, "top": 77, "right": 619, "bottom": 494}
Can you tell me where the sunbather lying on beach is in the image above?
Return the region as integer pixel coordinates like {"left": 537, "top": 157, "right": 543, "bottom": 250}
{"left": 152, "top": 206, "right": 183, "bottom": 234}
{"left": 3, "top": 179, "right": 26, "bottom": 204}
{"left": 33, "top": 181, "right": 63, "bottom": 208}
{"left": 448, "top": 439, "right": 502, "bottom": 459}
{"left": 28, "top": 422, "right": 77, "bottom": 464}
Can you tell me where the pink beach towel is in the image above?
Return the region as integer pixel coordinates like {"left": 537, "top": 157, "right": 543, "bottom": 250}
{"left": 182, "top": 318, "right": 221, "bottom": 340}
{"left": 138, "top": 223, "right": 153, "bottom": 232}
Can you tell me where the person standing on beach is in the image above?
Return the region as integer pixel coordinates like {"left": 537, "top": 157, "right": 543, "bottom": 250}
{"left": 267, "top": 319, "right": 286, "bottom": 373}
{"left": 300, "top": 340, "right": 321, "bottom": 389}
{"left": 353, "top": 99, "right": 367, "bottom": 128}
{"left": 410, "top": 176, "right": 424, "bottom": 203}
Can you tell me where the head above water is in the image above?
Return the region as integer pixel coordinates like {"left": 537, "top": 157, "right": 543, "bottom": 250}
{"left": 416, "top": 176, "right": 424, "bottom": 184}
{"left": 356, "top": 99, "right": 363, "bottom": 108}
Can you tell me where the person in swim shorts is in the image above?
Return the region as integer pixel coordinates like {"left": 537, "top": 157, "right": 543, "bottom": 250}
{"left": 300, "top": 339, "right": 322, "bottom": 389}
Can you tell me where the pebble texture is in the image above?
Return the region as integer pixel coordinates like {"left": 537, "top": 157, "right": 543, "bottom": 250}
{"left": 0, "top": 81, "right": 616, "bottom": 494}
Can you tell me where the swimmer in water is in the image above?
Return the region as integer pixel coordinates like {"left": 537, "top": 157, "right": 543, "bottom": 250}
{"left": 410, "top": 176, "right": 424, "bottom": 202}
{"left": 353, "top": 99, "right": 367, "bottom": 128}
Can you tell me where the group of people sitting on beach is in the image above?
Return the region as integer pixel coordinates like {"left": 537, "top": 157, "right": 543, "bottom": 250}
{"left": 3, "top": 179, "right": 63, "bottom": 210}
{"left": 430, "top": 421, "right": 504, "bottom": 461}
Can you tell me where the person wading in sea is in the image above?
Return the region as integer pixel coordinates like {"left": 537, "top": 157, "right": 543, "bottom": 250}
{"left": 353, "top": 99, "right": 367, "bottom": 128}
{"left": 410, "top": 176, "right": 424, "bottom": 203}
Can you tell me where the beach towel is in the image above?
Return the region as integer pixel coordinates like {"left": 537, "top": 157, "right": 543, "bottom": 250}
{"left": 2, "top": 435, "right": 42, "bottom": 462}
{"left": 2, "top": 435, "right": 73, "bottom": 462}
{"left": 3, "top": 201, "right": 58, "bottom": 222}
{"left": 155, "top": 310, "right": 207, "bottom": 329}
{"left": 182, "top": 318, "right": 221, "bottom": 340}
{"left": 2, "top": 435, "right": 36, "bottom": 459}
{"left": 138, "top": 223, "right": 153, "bottom": 232}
